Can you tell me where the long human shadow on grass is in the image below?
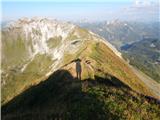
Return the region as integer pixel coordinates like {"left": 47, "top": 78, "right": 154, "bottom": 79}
{"left": 2, "top": 69, "right": 130, "bottom": 120}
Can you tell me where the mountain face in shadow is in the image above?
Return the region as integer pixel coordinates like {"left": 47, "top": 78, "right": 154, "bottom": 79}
{"left": 2, "top": 69, "right": 160, "bottom": 120}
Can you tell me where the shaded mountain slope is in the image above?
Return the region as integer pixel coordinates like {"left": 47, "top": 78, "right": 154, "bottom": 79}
{"left": 2, "top": 69, "right": 160, "bottom": 120}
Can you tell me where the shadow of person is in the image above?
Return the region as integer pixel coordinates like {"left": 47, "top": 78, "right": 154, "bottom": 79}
{"left": 2, "top": 69, "right": 80, "bottom": 119}
{"left": 4, "top": 68, "right": 158, "bottom": 120}
{"left": 2, "top": 69, "right": 115, "bottom": 120}
{"left": 75, "top": 58, "right": 82, "bottom": 80}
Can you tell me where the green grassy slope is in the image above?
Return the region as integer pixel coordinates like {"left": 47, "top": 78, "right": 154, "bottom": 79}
{"left": 121, "top": 39, "right": 160, "bottom": 83}
{"left": 1, "top": 54, "right": 54, "bottom": 105}
{"left": 65, "top": 40, "right": 159, "bottom": 99}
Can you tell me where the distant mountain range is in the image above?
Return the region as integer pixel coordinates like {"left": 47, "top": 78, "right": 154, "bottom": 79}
{"left": 1, "top": 18, "right": 160, "bottom": 120}
{"left": 78, "top": 20, "right": 159, "bottom": 49}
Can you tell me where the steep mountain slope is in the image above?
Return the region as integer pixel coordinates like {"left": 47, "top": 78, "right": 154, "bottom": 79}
{"left": 121, "top": 38, "right": 160, "bottom": 83}
{"left": 1, "top": 18, "right": 160, "bottom": 119}
{"left": 78, "top": 20, "right": 160, "bottom": 83}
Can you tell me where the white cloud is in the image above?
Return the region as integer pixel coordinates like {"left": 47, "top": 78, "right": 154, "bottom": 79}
{"left": 116, "top": 0, "right": 159, "bottom": 21}
{"left": 133, "top": 0, "right": 159, "bottom": 7}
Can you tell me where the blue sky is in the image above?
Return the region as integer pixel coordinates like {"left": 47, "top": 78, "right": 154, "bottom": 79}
{"left": 1, "top": 0, "right": 159, "bottom": 22}
{"left": 1, "top": 0, "right": 132, "bottom": 2}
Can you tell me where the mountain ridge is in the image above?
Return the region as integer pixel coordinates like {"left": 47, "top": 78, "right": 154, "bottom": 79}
{"left": 2, "top": 17, "right": 160, "bottom": 106}
{"left": 2, "top": 17, "right": 160, "bottom": 120}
